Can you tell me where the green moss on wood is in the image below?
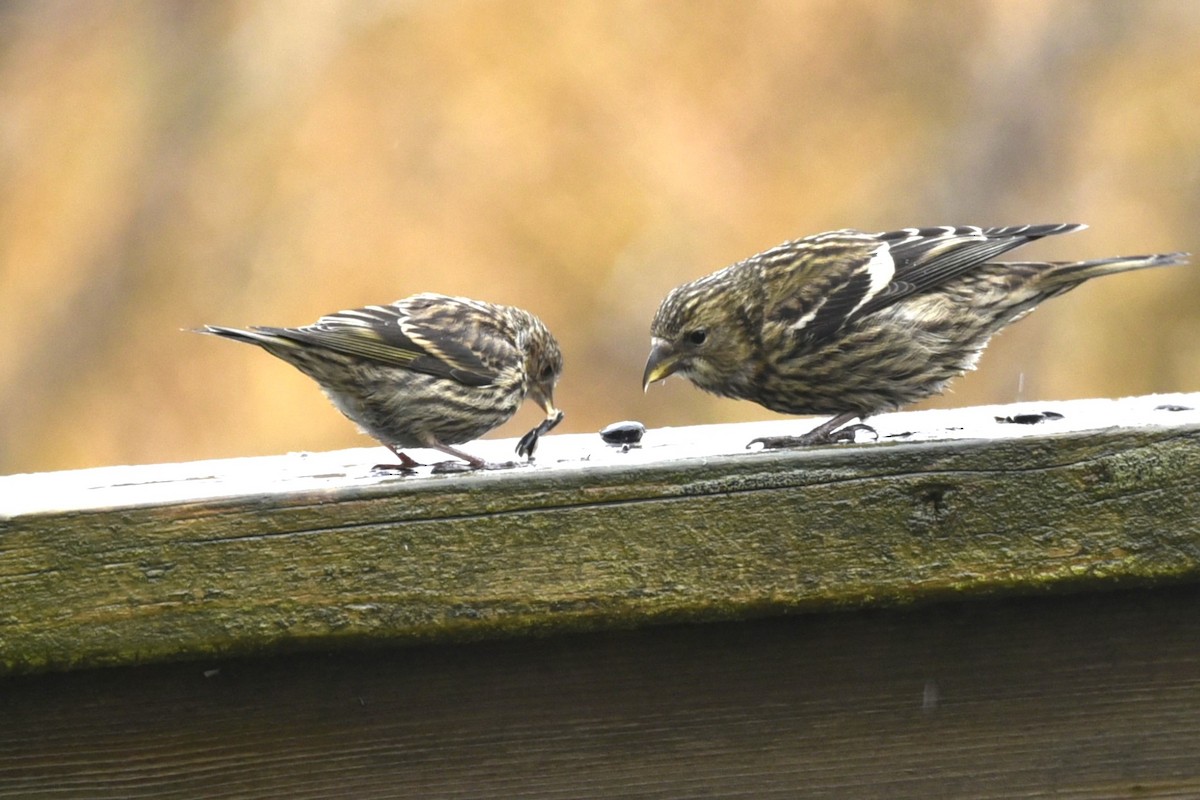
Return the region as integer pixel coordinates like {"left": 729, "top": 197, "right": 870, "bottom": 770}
{"left": 3, "top": 404, "right": 1200, "bottom": 675}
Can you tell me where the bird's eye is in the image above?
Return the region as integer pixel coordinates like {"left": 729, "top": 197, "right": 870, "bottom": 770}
{"left": 686, "top": 329, "right": 708, "bottom": 346}
{"left": 539, "top": 364, "right": 556, "bottom": 381}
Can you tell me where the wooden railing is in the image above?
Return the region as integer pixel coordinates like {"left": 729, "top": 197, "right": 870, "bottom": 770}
{"left": 5, "top": 393, "right": 1198, "bottom": 677}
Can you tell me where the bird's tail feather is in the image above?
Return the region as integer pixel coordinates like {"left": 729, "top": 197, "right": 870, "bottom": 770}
{"left": 194, "top": 325, "right": 295, "bottom": 348}
{"left": 1037, "top": 252, "right": 1189, "bottom": 288}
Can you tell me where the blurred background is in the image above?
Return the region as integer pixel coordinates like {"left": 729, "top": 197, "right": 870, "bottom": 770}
{"left": 2, "top": 0, "right": 1198, "bottom": 475}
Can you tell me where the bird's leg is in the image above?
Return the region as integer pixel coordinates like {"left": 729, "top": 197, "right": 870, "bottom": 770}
{"left": 748, "top": 411, "right": 876, "bottom": 449}
{"left": 429, "top": 442, "right": 487, "bottom": 469}
{"left": 372, "top": 446, "right": 423, "bottom": 472}
{"left": 412, "top": 433, "right": 507, "bottom": 472}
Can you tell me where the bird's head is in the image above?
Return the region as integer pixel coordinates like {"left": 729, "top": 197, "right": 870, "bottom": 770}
{"left": 643, "top": 269, "right": 756, "bottom": 396}
{"left": 522, "top": 316, "right": 564, "bottom": 419}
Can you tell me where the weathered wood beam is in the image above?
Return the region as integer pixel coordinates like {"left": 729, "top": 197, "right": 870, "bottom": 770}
{"left": 5, "top": 588, "right": 1200, "bottom": 798}
{"left": 2, "top": 393, "right": 1199, "bottom": 676}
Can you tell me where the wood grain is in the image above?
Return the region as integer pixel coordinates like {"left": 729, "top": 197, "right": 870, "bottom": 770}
{"left": 2, "top": 394, "right": 1199, "bottom": 675}
{"left": 1, "top": 586, "right": 1198, "bottom": 798}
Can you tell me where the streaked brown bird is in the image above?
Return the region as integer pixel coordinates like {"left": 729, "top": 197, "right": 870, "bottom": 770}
{"left": 199, "top": 293, "right": 563, "bottom": 468}
{"left": 643, "top": 224, "right": 1187, "bottom": 447}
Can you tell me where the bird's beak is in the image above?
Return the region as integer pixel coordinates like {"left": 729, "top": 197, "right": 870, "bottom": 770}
{"left": 642, "top": 337, "right": 680, "bottom": 391}
{"left": 531, "top": 386, "right": 563, "bottom": 425}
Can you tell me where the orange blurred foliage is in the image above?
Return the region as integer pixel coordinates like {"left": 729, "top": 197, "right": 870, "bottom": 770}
{"left": 2, "top": 0, "right": 1198, "bottom": 473}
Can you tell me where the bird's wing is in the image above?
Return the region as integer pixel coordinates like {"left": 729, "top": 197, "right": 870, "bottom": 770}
{"left": 262, "top": 297, "right": 503, "bottom": 387}
{"left": 856, "top": 223, "right": 1085, "bottom": 315}
{"left": 765, "top": 224, "right": 1084, "bottom": 344}
{"left": 760, "top": 232, "right": 898, "bottom": 344}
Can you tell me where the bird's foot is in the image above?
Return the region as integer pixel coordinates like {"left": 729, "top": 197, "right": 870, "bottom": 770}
{"left": 431, "top": 460, "right": 476, "bottom": 474}
{"left": 431, "top": 459, "right": 517, "bottom": 474}
{"left": 371, "top": 463, "right": 418, "bottom": 474}
{"left": 748, "top": 423, "right": 878, "bottom": 450}
{"left": 372, "top": 450, "right": 423, "bottom": 473}
{"left": 828, "top": 423, "right": 878, "bottom": 443}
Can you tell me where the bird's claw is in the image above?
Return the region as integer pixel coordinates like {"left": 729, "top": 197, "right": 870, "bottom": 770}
{"left": 376, "top": 449, "right": 424, "bottom": 472}
{"left": 431, "top": 460, "right": 474, "bottom": 474}
{"left": 748, "top": 423, "right": 878, "bottom": 450}
{"left": 371, "top": 463, "right": 418, "bottom": 474}
{"left": 431, "top": 459, "right": 517, "bottom": 474}
{"left": 829, "top": 423, "right": 878, "bottom": 443}
{"left": 747, "top": 435, "right": 805, "bottom": 450}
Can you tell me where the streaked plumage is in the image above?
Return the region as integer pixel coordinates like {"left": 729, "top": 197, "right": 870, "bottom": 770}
{"left": 644, "top": 224, "right": 1188, "bottom": 447}
{"left": 199, "top": 293, "right": 563, "bottom": 468}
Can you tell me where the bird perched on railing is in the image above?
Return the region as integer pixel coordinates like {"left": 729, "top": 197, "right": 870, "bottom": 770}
{"left": 199, "top": 293, "right": 563, "bottom": 469}
{"left": 643, "top": 224, "right": 1188, "bottom": 448}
